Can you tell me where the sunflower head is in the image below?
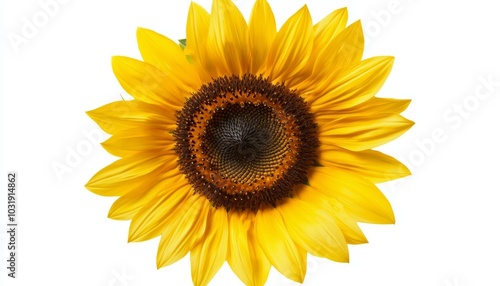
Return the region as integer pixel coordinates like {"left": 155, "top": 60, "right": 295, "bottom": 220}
{"left": 86, "top": 0, "right": 413, "bottom": 285}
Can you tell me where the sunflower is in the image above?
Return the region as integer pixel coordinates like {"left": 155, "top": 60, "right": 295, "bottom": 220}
{"left": 86, "top": 0, "right": 413, "bottom": 285}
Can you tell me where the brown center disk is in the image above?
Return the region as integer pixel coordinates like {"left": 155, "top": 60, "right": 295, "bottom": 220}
{"left": 174, "top": 74, "right": 318, "bottom": 211}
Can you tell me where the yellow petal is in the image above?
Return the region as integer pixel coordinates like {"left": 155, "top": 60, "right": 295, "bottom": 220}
{"left": 190, "top": 208, "right": 228, "bottom": 286}
{"left": 312, "top": 8, "right": 348, "bottom": 51}
{"left": 328, "top": 198, "right": 369, "bottom": 244}
{"left": 287, "top": 9, "right": 350, "bottom": 92}
{"left": 107, "top": 168, "right": 182, "bottom": 220}
{"left": 128, "top": 183, "right": 191, "bottom": 242}
{"left": 343, "top": 97, "right": 411, "bottom": 115}
{"left": 278, "top": 197, "right": 349, "bottom": 262}
{"left": 136, "top": 27, "right": 200, "bottom": 92}
{"left": 311, "top": 56, "right": 394, "bottom": 111}
{"left": 255, "top": 208, "right": 307, "bottom": 283}
{"left": 318, "top": 147, "right": 411, "bottom": 183}
{"left": 319, "top": 113, "right": 414, "bottom": 151}
{"left": 227, "top": 212, "right": 271, "bottom": 286}
{"left": 296, "top": 185, "right": 367, "bottom": 245}
{"left": 101, "top": 128, "right": 175, "bottom": 158}
{"left": 185, "top": 2, "right": 212, "bottom": 81}
{"left": 111, "top": 56, "right": 185, "bottom": 108}
{"left": 266, "top": 5, "right": 313, "bottom": 83}
{"left": 315, "top": 97, "right": 411, "bottom": 124}
{"left": 108, "top": 190, "right": 154, "bottom": 220}
{"left": 156, "top": 195, "right": 209, "bottom": 268}
{"left": 86, "top": 100, "right": 176, "bottom": 134}
{"left": 302, "top": 21, "right": 364, "bottom": 95}
{"left": 85, "top": 154, "right": 174, "bottom": 196}
{"left": 309, "top": 167, "right": 395, "bottom": 224}
{"left": 248, "top": 0, "right": 276, "bottom": 74}
{"left": 206, "top": 0, "right": 250, "bottom": 75}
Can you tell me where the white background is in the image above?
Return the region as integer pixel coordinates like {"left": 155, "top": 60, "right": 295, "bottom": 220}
{"left": 1, "top": 0, "right": 500, "bottom": 285}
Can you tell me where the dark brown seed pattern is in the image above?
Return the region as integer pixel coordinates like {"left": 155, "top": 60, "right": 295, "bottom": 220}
{"left": 174, "top": 74, "right": 318, "bottom": 211}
